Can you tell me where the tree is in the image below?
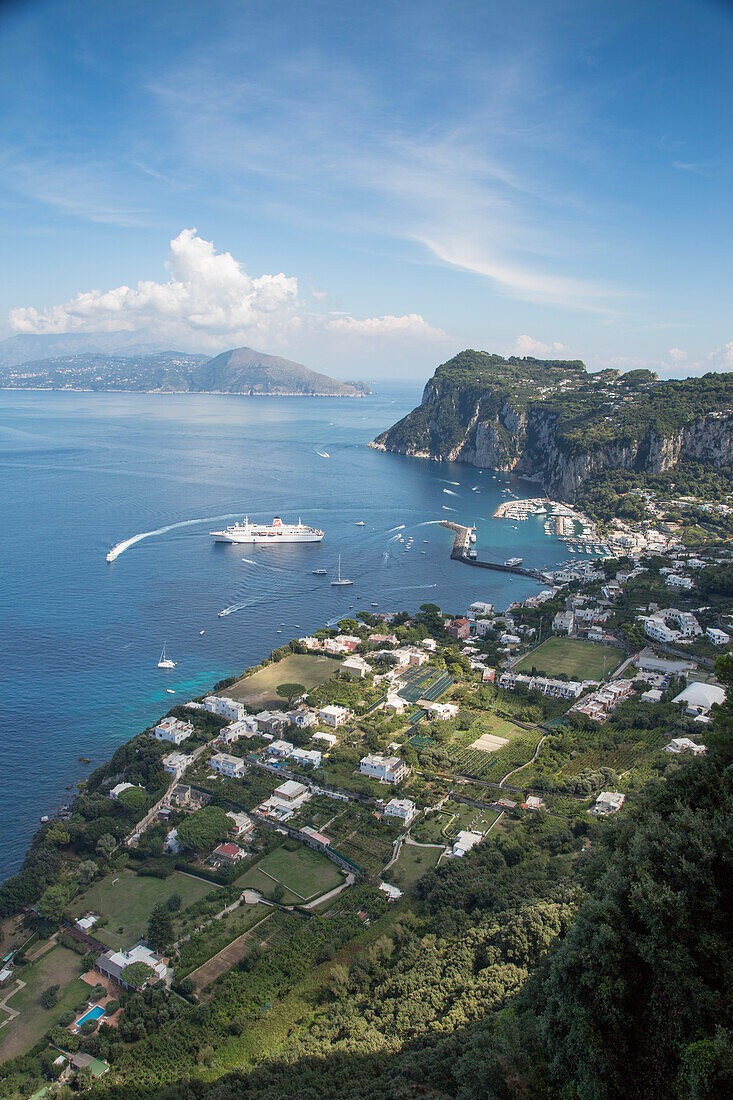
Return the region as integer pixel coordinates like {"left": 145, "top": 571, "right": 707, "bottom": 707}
{"left": 117, "top": 786, "right": 147, "bottom": 813}
{"left": 37, "top": 881, "right": 73, "bottom": 923}
{"left": 40, "top": 984, "right": 60, "bottom": 1009}
{"left": 176, "top": 805, "right": 230, "bottom": 852}
{"left": 96, "top": 833, "right": 116, "bottom": 857}
{"left": 275, "top": 682, "right": 306, "bottom": 707}
{"left": 121, "top": 961, "right": 156, "bottom": 990}
{"left": 147, "top": 905, "right": 174, "bottom": 951}
{"left": 77, "top": 860, "right": 98, "bottom": 886}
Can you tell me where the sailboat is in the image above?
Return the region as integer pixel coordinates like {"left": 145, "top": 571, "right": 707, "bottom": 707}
{"left": 158, "top": 643, "right": 176, "bottom": 669}
{"left": 331, "top": 554, "right": 353, "bottom": 586}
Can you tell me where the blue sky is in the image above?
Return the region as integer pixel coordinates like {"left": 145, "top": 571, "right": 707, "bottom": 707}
{"left": 0, "top": 0, "right": 731, "bottom": 378}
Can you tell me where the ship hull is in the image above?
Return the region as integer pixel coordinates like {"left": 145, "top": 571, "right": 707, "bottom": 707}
{"left": 211, "top": 531, "right": 323, "bottom": 544}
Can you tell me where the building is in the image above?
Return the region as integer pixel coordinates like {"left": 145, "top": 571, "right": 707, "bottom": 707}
{"left": 552, "top": 610, "right": 575, "bottom": 635}
{"left": 203, "top": 695, "right": 246, "bottom": 722}
{"left": 421, "top": 638, "right": 438, "bottom": 652}
{"left": 312, "top": 730, "right": 338, "bottom": 749}
{"left": 642, "top": 616, "right": 679, "bottom": 643}
{"left": 673, "top": 681, "right": 726, "bottom": 719}
{"left": 256, "top": 711, "right": 291, "bottom": 736}
{"left": 522, "top": 795, "right": 544, "bottom": 810}
{"left": 299, "top": 825, "right": 332, "bottom": 851}
{"left": 95, "top": 944, "right": 169, "bottom": 990}
{"left": 667, "top": 574, "right": 694, "bottom": 590}
{"left": 642, "top": 688, "right": 663, "bottom": 703}
{"left": 499, "top": 671, "right": 583, "bottom": 700}
{"left": 291, "top": 747, "right": 322, "bottom": 767}
{"left": 162, "top": 752, "right": 192, "bottom": 779}
{"left": 468, "top": 601, "right": 494, "bottom": 617}
{"left": 569, "top": 679, "right": 634, "bottom": 724}
{"left": 342, "top": 655, "right": 373, "bottom": 678}
{"left": 152, "top": 717, "right": 193, "bottom": 745}
{"left": 665, "top": 737, "right": 707, "bottom": 756}
{"left": 706, "top": 627, "right": 731, "bottom": 646}
{"left": 218, "top": 717, "right": 259, "bottom": 743}
{"left": 288, "top": 709, "right": 317, "bottom": 729}
{"left": 210, "top": 752, "right": 247, "bottom": 779}
{"left": 419, "top": 700, "right": 459, "bottom": 720}
{"left": 391, "top": 646, "right": 429, "bottom": 667}
{"left": 274, "top": 779, "right": 308, "bottom": 802}
{"left": 334, "top": 634, "right": 360, "bottom": 651}
{"left": 109, "top": 782, "right": 138, "bottom": 800}
{"left": 384, "top": 693, "right": 409, "bottom": 715}
{"left": 226, "top": 811, "right": 254, "bottom": 837}
{"left": 446, "top": 618, "right": 471, "bottom": 640}
{"left": 452, "top": 830, "right": 482, "bottom": 857}
{"left": 268, "top": 739, "right": 294, "bottom": 757}
{"left": 369, "top": 632, "right": 399, "bottom": 646}
{"left": 163, "top": 828, "right": 181, "bottom": 854}
{"left": 591, "top": 791, "right": 626, "bottom": 816}
{"left": 360, "top": 753, "right": 410, "bottom": 784}
{"left": 213, "top": 842, "right": 245, "bottom": 864}
{"left": 384, "top": 797, "right": 417, "bottom": 824}
{"left": 319, "top": 704, "right": 352, "bottom": 727}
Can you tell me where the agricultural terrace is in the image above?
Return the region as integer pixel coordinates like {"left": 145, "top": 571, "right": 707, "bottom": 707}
{"left": 235, "top": 845, "right": 345, "bottom": 904}
{"left": 0, "top": 945, "right": 88, "bottom": 1061}
{"left": 225, "top": 653, "right": 338, "bottom": 709}
{"left": 514, "top": 637, "right": 622, "bottom": 681}
{"left": 69, "top": 869, "right": 213, "bottom": 950}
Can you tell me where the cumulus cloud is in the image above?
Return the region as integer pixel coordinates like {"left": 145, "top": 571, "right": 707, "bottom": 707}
{"left": 668, "top": 347, "right": 687, "bottom": 362}
{"left": 510, "top": 334, "right": 568, "bottom": 357}
{"left": 8, "top": 229, "right": 447, "bottom": 351}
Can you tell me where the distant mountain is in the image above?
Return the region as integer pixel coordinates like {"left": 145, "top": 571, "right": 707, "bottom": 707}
{"left": 0, "top": 330, "right": 176, "bottom": 369}
{"left": 190, "top": 346, "right": 370, "bottom": 396}
{"left": 0, "top": 339, "right": 370, "bottom": 396}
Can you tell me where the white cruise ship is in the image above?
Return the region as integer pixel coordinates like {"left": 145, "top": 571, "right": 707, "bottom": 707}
{"left": 210, "top": 516, "right": 324, "bottom": 545}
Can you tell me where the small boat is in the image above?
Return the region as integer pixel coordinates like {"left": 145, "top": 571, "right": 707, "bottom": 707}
{"left": 355, "top": 521, "right": 366, "bottom": 526}
{"left": 199, "top": 630, "right": 205, "bottom": 635}
{"left": 371, "top": 602, "right": 378, "bottom": 607}
{"left": 312, "top": 569, "right": 327, "bottom": 575}
{"left": 158, "top": 643, "right": 176, "bottom": 669}
{"left": 167, "top": 688, "right": 175, "bottom": 694}
{"left": 331, "top": 555, "right": 353, "bottom": 586}
{"left": 40, "top": 815, "right": 49, "bottom": 823}
{"left": 78, "top": 757, "right": 90, "bottom": 764}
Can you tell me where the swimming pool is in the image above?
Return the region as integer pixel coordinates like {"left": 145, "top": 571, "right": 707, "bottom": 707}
{"left": 76, "top": 1005, "right": 106, "bottom": 1027}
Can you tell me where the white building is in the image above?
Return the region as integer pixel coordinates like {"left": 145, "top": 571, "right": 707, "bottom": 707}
{"left": 706, "top": 627, "right": 731, "bottom": 646}
{"left": 218, "top": 717, "right": 259, "bottom": 743}
{"left": 109, "top": 782, "right": 138, "bottom": 800}
{"left": 552, "top": 610, "right": 575, "bottom": 634}
{"left": 673, "top": 681, "right": 726, "bottom": 718}
{"left": 452, "top": 830, "right": 482, "bottom": 857}
{"left": 164, "top": 828, "right": 181, "bottom": 854}
{"left": 384, "top": 693, "right": 409, "bottom": 715}
{"left": 291, "top": 747, "right": 322, "bottom": 768}
{"left": 360, "top": 753, "right": 410, "bottom": 784}
{"left": 162, "top": 752, "right": 192, "bottom": 779}
{"left": 384, "top": 797, "right": 417, "bottom": 824}
{"left": 288, "top": 709, "right": 317, "bottom": 729}
{"left": 342, "top": 655, "right": 373, "bottom": 678}
{"left": 274, "top": 779, "right": 308, "bottom": 803}
{"left": 319, "top": 705, "right": 352, "bottom": 727}
{"left": 226, "top": 811, "right": 254, "bottom": 837}
{"left": 392, "top": 647, "right": 429, "bottom": 668}
{"left": 210, "top": 752, "right": 247, "bottom": 779}
{"left": 203, "top": 695, "right": 246, "bottom": 722}
{"left": 642, "top": 616, "right": 679, "bottom": 643}
{"left": 95, "top": 944, "right": 169, "bottom": 990}
{"left": 420, "top": 700, "right": 459, "bottom": 720}
{"left": 665, "top": 737, "right": 707, "bottom": 756}
{"left": 269, "top": 739, "right": 294, "bottom": 757}
{"left": 641, "top": 688, "right": 663, "bottom": 703}
{"left": 421, "top": 638, "right": 438, "bottom": 652}
{"left": 312, "top": 730, "right": 338, "bottom": 748}
{"left": 499, "top": 672, "right": 583, "bottom": 700}
{"left": 153, "top": 717, "right": 193, "bottom": 745}
{"left": 667, "top": 574, "right": 694, "bottom": 590}
{"left": 591, "top": 791, "right": 626, "bottom": 815}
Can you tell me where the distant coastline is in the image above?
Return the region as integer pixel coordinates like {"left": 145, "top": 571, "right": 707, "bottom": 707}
{"left": 0, "top": 387, "right": 368, "bottom": 397}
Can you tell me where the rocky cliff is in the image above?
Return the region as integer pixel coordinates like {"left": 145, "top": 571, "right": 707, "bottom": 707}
{"left": 373, "top": 351, "right": 733, "bottom": 500}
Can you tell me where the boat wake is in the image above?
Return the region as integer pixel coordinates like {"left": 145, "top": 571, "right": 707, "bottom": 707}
{"left": 386, "top": 524, "right": 406, "bottom": 533}
{"left": 441, "top": 505, "right": 455, "bottom": 511}
{"left": 442, "top": 488, "right": 458, "bottom": 496}
{"left": 315, "top": 449, "right": 330, "bottom": 459}
{"left": 106, "top": 512, "right": 240, "bottom": 562}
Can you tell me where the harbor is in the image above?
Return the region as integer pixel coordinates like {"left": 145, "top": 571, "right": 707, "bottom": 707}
{"left": 440, "top": 521, "right": 545, "bottom": 580}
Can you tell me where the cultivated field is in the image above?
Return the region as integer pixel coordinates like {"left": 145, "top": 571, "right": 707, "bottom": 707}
{"left": 70, "top": 869, "right": 213, "bottom": 950}
{"left": 0, "top": 946, "right": 88, "bottom": 1061}
{"left": 226, "top": 653, "right": 338, "bottom": 709}
{"left": 235, "top": 845, "right": 344, "bottom": 904}
{"left": 514, "top": 638, "right": 622, "bottom": 681}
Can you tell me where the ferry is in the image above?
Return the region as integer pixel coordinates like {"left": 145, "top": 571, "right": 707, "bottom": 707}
{"left": 504, "top": 557, "right": 523, "bottom": 567}
{"left": 210, "top": 516, "right": 323, "bottom": 545}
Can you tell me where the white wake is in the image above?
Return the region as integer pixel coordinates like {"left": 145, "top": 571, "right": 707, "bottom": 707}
{"left": 106, "top": 512, "right": 240, "bottom": 561}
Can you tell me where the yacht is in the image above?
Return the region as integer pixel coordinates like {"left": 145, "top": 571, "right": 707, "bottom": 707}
{"left": 331, "top": 555, "right": 353, "bottom": 586}
{"left": 157, "top": 643, "right": 176, "bottom": 669}
{"left": 312, "top": 568, "right": 328, "bottom": 575}
{"left": 355, "top": 520, "right": 366, "bottom": 526}
{"left": 210, "top": 515, "right": 323, "bottom": 544}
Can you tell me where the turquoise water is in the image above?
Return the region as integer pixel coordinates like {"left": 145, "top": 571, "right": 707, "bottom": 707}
{"left": 76, "top": 1005, "right": 106, "bottom": 1025}
{"left": 0, "top": 387, "right": 570, "bottom": 878}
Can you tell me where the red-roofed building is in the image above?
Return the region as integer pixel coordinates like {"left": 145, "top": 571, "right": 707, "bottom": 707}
{"left": 446, "top": 618, "right": 470, "bottom": 640}
{"left": 213, "top": 842, "right": 245, "bottom": 863}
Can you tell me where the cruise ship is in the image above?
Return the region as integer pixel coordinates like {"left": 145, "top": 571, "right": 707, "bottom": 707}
{"left": 210, "top": 515, "right": 324, "bottom": 545}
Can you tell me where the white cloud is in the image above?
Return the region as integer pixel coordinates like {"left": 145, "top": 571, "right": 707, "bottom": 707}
{"left": 8, "top": 229, "right": 447, "bottom": 351}
{"left": 668, "top": 347, "right": 687, "bottom": 362}
{"left": 510, "top": 334, "right": 568, "bottom": 357}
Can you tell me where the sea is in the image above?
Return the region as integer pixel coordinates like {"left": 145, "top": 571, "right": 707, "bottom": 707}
{"left": 0, "top": 385, "right": 575, "bottom": 879}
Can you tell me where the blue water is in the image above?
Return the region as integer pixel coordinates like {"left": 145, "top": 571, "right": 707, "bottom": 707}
{"left": 0, "top": 387, "right": 572, "bottom": 878}
{"left": 76, "top": 1005, "right": 107, "bottom": 1026}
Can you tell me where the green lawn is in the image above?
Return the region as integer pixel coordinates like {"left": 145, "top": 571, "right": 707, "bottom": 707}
{"left": 235, "top": 845, "right": 344, "bottom": 903}
{"left": 0, "top": 945, "right": 89, "bottom": 1061}
{"left": 70, "top": 869, "right": 213, "bottom": 950}
{"left": 514, "top": 637, "right": 622, "bottom": 681}
{"left": 387, "top": 844, "right": 441, "bottom": 891}
{"left": 226, "top": 653, "right": 339, "bottom": 709}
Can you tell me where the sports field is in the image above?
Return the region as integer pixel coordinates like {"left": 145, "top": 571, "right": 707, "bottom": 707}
{"left": 235, "top": 845, "right": 344, "bottom": 903}
{"left": 70, "top": 869, "right": 213, "bottom": 950}
{"left": 227, "top": 653, "right": 338, "bottom": 709}
{"left": 514, "top": 637, "right": 622, "bottom": 681}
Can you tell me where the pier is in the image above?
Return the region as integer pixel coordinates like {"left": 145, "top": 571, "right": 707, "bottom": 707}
{"left": 440, "top": 521, "right": 545, "bottom": 581}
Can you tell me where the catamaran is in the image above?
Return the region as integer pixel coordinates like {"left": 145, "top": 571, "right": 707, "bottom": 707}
{"left": 331, "top": 554, "right": 353, "bottom": 586}
{"left": 158, "top": 643, "right": 176, "bottom": 669}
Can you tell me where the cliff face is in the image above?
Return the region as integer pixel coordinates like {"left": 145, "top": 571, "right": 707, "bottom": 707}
{"left": 373, "top": 351, "right": 733, "bottom": 501}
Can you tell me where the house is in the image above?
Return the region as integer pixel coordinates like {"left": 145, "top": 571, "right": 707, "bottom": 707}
{"left": 75, "top": 913, "right": 99, "bottom": 932}
{"left": 203, "top": 695, "right": 246, "bottom": 722}
{"left": 162, "top": 752, "right": 192, "bottom": 779}
{"left": 291, "top": 747, "right": 322, "bottom": 768}
{"left": 109, "top": 782, "right": 139, "bottom": 800}
{"left": 312, "top": 730, "right": 338, "bottom": 749}
{"left": 384, "top": 693, "right": 409, "bottom": 715}
{"left": 369, "top": 632, "right": 399, "bottom": 646}
{"left": 420, "top": 700, "right": 459, "bottom": 720}
{"left": 500, "top": 632, "right": 521, "bottom": 646}
{"left": 667, "top": 574, "right": 694, "bottom": 590}
{"left": 552, "top": 610, "right": 575, "bottom": 635}
{"left": 522, "top": 795, "right": 544, "bottom": 810}
{"left": 452, "top": 830, "right": 482, "bottom": 857}
{"left": 153, "top": 717, "right": 193, "bottom": 745}
{"left": 213, "top": 842, "right": 245, "bottom": 864}
{"left": 642, "top": 616, "right": 679, "bottom": 643}
{"left": 706, "top": 627, "right": 731, "bottom": 646}
{"left": 288, "top": 709, "right": 317, "bottom": 729}
{"left": 591, "top": 791, "right": 626, "bottom": 816}
{"left": 642, "top": 688, "right": 663, "bottom": 703}
{"left": 334, "top": 634, "right": 360, "bottom": 651}
{"left": 499, "top": 671, "right": 583, "bottom": 700}
{"left": 256, "top": 711, "right": 291, "bottom": 736}
{"left": 95, "top": 944, "right": 169, "bottom": 990}
{"left": 299, "top": 825, "right": 332, "bottom": 851}
{"left": 268, "top": 739, "right": 294, "bottom": 757}
{"left": 319, "top": 704, "right": 352, "bottom": 727}
{"left": 673, "top": 681, "right": 726, "bottom": 718}
{"left": 379, "top": 882, "right": 404, "bottom": 901}
{"left": 468, "top": 601, "right": 494, "bottom": 616}
{"left": 359, "top": 753, "right": 410, "bottom": 784}
{"left": 218, "top": 717, "right": 259, "bottom": 743}
{"left": 384, "top": 797, "right": 417, "bottom": 824}
{"left": 665, "top": 737, "right": 707, "bottom": 756}
{"left": 342, "top": 655, "right": 373, "bottom": 678}
{"left": 392, "top": 646, "right": 429, "bottom": 667}
{"left": 210, "top": 752, "right": 247, "bottom": 779}
{"left": 446, "top": 618, "right": 471, "bottom": 640}
{"left": 164, "top": 828, "right": 181, "bottom": 854}
{"left": 274, "top": 779, "right": 308, "bottom": 803}
{"left": 323, "top": 639, "right": 352, "bottom": 656}
{"left": 227, "top": 811, "right": 254, "bottom": 837}
{"left": 421, "top": 638, "right": 438, "bottom": 652}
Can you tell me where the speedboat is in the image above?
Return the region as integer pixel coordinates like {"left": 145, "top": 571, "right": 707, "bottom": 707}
{"left": 312, "top": 569, "right": 327, "bottom": 575}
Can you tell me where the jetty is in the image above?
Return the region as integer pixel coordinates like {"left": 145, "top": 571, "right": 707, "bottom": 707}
{"left": 440, "top": 521, "right": 545, "bottom": 580}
